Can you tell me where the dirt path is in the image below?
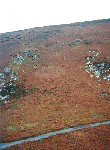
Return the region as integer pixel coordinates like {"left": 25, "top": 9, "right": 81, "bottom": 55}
{"left": 0, "top": 121, "right": 110, "bottom": 150}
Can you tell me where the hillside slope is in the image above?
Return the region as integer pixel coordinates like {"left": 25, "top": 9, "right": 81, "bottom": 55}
{"left": 0, "top": 19, "right": 110, "bottom": 149}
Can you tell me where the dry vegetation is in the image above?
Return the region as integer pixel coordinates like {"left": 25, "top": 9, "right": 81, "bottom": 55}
{"left": 0, "top": 19, "right": 110, "bottom": 149}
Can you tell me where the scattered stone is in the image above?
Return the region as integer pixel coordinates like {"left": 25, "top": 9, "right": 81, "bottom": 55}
{"left": 98, "top": 79, "right": 102, "bottom": 81}
{"left": 106, "top": 75, "right": 110, "bottom": 81}
{"left": 0, "top": 73, "right": 5, "bottom": 78}
{"left": 75, "top": 39, "right": 83, "bottom": 43}
{"left": 2, "top": 68, "right": 11, "bottom": 73}
{"left": 94, "top": 53, "right": 99, "bottom": 56}
{"left": 5, "top": 101, "right": 7, "bottom": 104}
{"left": 86, "top": 61, "right": 91, "bottom": 65}
{"left": 0, "top": 95, "right": 9, "bottom": 101}
{"left": 103, "top": 93, "right": 107, "bottom": 95}
{"left": 95, "top": 70, "right": 101, "bottom": 78}
{"left": 84, "top": 56, "right": 94, "bottom": 60}
{"left": 86, "top": 69, "right": 89, "bottom": 73}
{"left": 85, "top": 60, "right": 110, "bottom": 80}
{"left": 0, "top": 68, "right": 20, "bottom": 101}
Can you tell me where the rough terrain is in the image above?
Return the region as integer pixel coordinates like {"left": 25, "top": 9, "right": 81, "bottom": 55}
{"left": 0, "top": 19, "right": 110, "bottom": 149}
